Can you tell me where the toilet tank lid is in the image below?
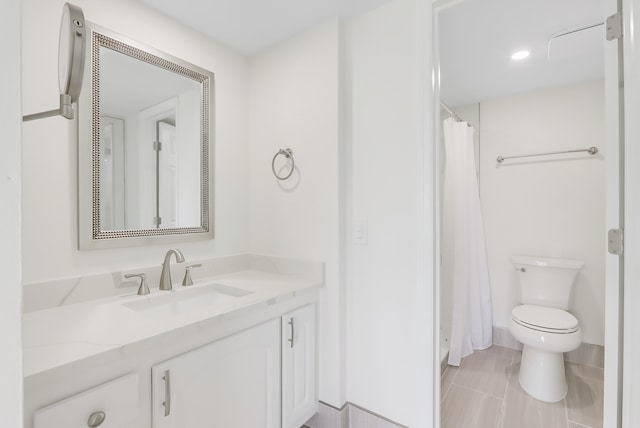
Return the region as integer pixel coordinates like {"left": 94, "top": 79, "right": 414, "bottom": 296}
{"left": 511, "top": 255, "right": 584, "bottom": 269}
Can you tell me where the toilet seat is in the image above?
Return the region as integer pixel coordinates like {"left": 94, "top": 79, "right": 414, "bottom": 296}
{"left": 512, "top": 304, "right": 579, "bottom": 334}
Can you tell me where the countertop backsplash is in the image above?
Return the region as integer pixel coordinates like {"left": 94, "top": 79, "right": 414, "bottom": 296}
{"left": 23, "top": 253, "right": 324, "bottom": 313}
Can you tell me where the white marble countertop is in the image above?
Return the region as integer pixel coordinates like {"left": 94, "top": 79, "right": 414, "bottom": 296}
{"left": 23, "top": 268, "right": 321, "bottom": 379}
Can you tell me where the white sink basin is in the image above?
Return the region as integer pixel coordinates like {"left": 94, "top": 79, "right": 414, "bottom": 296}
{"left": 122, "top": 283, "right": 253, "bottom": 318}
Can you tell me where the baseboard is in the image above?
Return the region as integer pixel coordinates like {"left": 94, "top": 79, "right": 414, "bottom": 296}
{"left": 304, "top": 401, "right": 407, "bottom": 428}
{"left": 492, "top": 326, "right": 604, "bottom": 368}
{"left": 304, "top": 401, "right": 349, "bottom": 428}
{"left": 349, "top": 403, "right": 408, "bottom": 428}
{"left": 492, "top": 325, "right": 523, "bottom": 351}
{"left": 564, "top": 342, "right": 605, "bottom": 368}
{"left": 441, "top": 350, "right": 449, "bottom": 374}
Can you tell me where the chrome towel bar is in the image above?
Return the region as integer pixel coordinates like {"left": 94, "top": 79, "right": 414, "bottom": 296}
{"left": 497, "top": 146, "right": 598, "bottom": 163}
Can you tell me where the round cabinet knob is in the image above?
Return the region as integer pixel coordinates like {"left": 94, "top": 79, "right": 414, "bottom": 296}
{"left": 87, "top": 411, "right": 106, "bottom": 427}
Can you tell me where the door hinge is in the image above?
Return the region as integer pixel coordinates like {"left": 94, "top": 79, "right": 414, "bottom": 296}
{"left": 153, "top": 141, "right": 163, "bottom": 151}
{"left": 153, "top": 216, "right": 162, "bottom": 227}
{"left": 606, "top": 13, "right": 623, "bottom": 41}
{"left": 608, "top": 229, "right": 624, "bottom": 256}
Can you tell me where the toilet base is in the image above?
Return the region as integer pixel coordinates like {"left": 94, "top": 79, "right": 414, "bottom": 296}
{"left": 519, "top": 346, "right": 567, "bottom": 402}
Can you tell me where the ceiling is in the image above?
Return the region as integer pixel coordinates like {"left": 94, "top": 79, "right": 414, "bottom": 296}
{"left": 439, "top": 0, "right": 605, "bottom": 107}
{"left": 138, "top": 0, "right": 390, "bottom": 55}
{"left": 137, "top": 0, "right": 605, "bottom": 107}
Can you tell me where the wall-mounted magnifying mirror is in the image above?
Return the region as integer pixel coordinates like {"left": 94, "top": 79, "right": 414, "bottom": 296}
{"left": 78, "top": 23, "right": 214, "bottom": 249}
{"left": 23, "top": 2, "right": 86, "bottom": 122}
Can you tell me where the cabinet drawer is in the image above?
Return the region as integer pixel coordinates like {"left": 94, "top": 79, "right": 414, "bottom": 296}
{"left": 33, "top": 373, "right": 139, "bottom": 428}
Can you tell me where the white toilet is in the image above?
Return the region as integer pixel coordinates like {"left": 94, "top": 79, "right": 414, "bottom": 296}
{"left": 509, "top": 255, "right": 583, "bottom": 402}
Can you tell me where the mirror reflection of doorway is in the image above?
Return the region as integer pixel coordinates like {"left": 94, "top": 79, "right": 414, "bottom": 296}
{"left": 136, "top": 98, "right": 177, "bottom": 230}
{"left": 99, "top": 116, "right": 125, "bottom": 231}
{"left": 156, "top": 119, "right": 178, "bottom": 228}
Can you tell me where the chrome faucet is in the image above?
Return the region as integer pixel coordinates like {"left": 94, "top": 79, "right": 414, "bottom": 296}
{"left": 159, "top": 249, "right": 185, "bottom": 291}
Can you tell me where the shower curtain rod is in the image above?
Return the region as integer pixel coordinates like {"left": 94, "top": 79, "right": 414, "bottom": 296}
{"left": 496, "top": 146, "right": 598, "bottom": 163}
{"left": 440, "top": 101, "right": 463, "bottom": 122}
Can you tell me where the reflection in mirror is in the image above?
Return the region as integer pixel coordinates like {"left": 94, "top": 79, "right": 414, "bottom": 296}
{"left": 79, "top": 24, "right": 214, "bottom": 249}
{"left": 100, "top": 116, "right": 125, "bottom": 230}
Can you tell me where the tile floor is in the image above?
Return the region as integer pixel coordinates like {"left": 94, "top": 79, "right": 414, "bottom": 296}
{"left": 441, "top": 346, "right": 604, "bottom": 428}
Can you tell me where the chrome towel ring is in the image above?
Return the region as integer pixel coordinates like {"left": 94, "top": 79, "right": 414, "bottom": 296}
{"left": 272, "top": 148, "right": 295, "bottom": 180}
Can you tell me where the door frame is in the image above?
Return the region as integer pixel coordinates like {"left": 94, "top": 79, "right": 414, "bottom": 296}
{"left": 603, "top": 0, "right": 624, "bottom": 426}
{"left": 431, "top": 1, "right": 625, "bottom": 426}
{"left": 621, "top": 0, "right": 640, "bottom": 426}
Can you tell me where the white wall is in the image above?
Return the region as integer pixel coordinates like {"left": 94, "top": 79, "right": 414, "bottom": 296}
{"left": 248, "top": 2, "right": 437, "bottom": 420}
{"left": 21, "top": 0, "right": 251, "bottom": 283}
{"left": 478, "top": 81, "right": 605, "bottom": 346}
{"left": 451, "top": 104, "right": 480, "bottom": 178}
{"left": 0, "top": 0, "right": 23, "bottom": 425}
{"left": 248, "top": 19, "right": 345, "bottom": 407}
{"left": 346, "top": 0, "right": 434, "bottom": 425}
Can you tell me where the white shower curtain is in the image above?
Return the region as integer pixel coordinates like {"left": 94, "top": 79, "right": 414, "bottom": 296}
{"left": 442, "top": 117, "right": 493, "bottom": 366}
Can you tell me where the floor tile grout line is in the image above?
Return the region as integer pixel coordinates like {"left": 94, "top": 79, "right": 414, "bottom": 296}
{"left": 449, "top": 349, "right": 515, "bottom": 400}
{"left": 567, "top": 420, "right": 592, "bottom": 428}
{"left": 450, "top": 383, "right": 507, "bottom": 401}
{"left": 566, "top": 366, "right": 605, "bottom": 428}
{"left": 448, "top": 366, "right": 459, "bottom": 384}
{"left": 441, "top": 367, "right": 459, "bottom": 400}
{"left": 496, "top": 383, "right": 506, "bottom": 428}
{"left": 441, "top": 381, "right": 452, "bottom": 401}
{"left": 445, "top": 382, "right": 505, "bottom": 402}
{"left": 441, "top": 383, "right": 505, "bottom": 428}
{"left": 451, "top": 373, "right": 509, "bottom": 401}
{"left": 563, "top": 378, "right": 571, "bottom": 427}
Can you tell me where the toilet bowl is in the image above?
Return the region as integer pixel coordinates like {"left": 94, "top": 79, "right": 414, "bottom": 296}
{"left": 509, "top": 304, "right": 581, "bottom": 402}
{"left": 509, "top": 255, "right": 584, "bottom": 402}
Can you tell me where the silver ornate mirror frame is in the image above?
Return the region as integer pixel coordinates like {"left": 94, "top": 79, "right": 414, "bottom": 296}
{"left": 78, "top": 23, "right": 214, "bottom": 249}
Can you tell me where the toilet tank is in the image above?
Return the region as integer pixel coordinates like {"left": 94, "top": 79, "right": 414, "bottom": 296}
{"left": 511, "top": 255, "right": 584, "bottom": 310}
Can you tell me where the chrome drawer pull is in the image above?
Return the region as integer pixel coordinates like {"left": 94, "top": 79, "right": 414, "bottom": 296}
{"left": 163, "top": 370, "right": 171, "bottom": 416}
{"left": 288, "top": 317, "right": 295, "bottom": 348}
{"left": 87, "top": 411, "right": 106, "bottom": 427}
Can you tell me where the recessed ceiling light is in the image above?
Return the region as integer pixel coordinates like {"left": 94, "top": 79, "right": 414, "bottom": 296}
{"left": 511, "top": 50, "right": 530, "bottom": 60}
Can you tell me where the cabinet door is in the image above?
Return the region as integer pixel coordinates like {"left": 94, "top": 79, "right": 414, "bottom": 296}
{"left": 282, "top": 304, "right": 317, "bottom": 428}
{"left": 152, "top": 319, "right": 281, "bottom": 428}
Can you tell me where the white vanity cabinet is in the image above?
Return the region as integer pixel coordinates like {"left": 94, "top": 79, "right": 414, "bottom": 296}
{"left": 151, "top": 318, "right": 281, "bottom": 428}
{"left": 282, "top": 304, "right": 317, "bottom": 428}
{"left": 26, "top": 278, "right": 319, "bottom": 428}
{"left": 150, "top": 304, "right": 317, "bottom": 428}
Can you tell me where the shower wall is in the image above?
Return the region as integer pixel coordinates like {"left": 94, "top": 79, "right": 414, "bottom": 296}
{"left": 478, "top": 80, "right": 605, "bottom": 346}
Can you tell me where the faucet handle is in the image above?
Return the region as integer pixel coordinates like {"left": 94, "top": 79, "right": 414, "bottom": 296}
{"left": 182, "top": 264, "right": 202, "bottom": 286}
{"left": 124, "top": 273, "right": 151, "bottom": 295}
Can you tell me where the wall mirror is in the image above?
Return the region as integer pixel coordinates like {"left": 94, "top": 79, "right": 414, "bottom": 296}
{"left": 79, "top": 23, "right": 214, "bottom": 249}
